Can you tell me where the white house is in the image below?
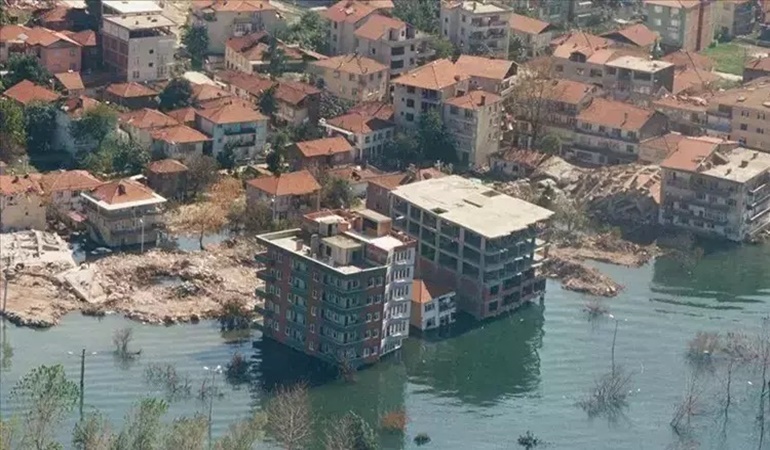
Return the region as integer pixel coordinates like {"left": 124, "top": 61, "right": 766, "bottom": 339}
{"left": 194, "top": 103, "right": 268, "bottom": 162}
{"left": 410, "top": 278, "right": 456, "bottom": 331}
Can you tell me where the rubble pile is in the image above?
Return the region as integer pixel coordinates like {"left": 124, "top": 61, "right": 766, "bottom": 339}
{"left": 554, "top": 232, "right": 658, "bottom": 267}
{"left": 545, "top": 255, "right": 623, "bottom": 297}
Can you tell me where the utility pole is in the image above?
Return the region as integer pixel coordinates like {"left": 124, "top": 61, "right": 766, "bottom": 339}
{"left": 79, "top": 348, "right": 85, "bottom": 422}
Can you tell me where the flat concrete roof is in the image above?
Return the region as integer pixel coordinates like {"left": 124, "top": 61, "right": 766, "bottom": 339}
{"left": 606, "top": 56, "right": 673, "bottom": 73}
{"left": 460, "top": 1, "right": 507, "bottom": 14}
{"left": 102, "top": 0, "right": 163, "bottom": 15}
{"left": 104, "top": 13, "right": 175, "bottom": 30}
{"left": 357, "top": 208, "right": 390, "bottom": 223}
{"left": 323, "top": 234, "right": 362, "bottom": 250}
{"left": 391, "top": 175, "right": 553, "bottom": 239}
{"left": 703, "top": 147, "right": 770, "bottom": 183}
{"left": 81, "top": 191, "right": 166, "bottom": 211}
{"left": 261, "top": 231, "right": 372, "bottom": 275}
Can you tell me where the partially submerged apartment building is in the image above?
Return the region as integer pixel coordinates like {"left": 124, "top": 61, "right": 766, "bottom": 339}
{"left": 660, "top": 140, "right": 770, "bottom": 241}
{"left": 388, "top": 176, "right": 552, "bottom": 320}
{"left": 255, "top": 208, "right": 416, "bottom": 367}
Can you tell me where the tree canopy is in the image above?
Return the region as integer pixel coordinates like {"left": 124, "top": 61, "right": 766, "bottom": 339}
{"left": 0, "top": 98, "right": 26, "bottom": 162}
{"left": 159, "top": 77, "right": 193, "bottom": 111}
{"left": 280, "top": 11, "right": 328, "bottom": 54}
{"left": 258, "top": 85, "right": 277, "bottom": 117}
{"left": 70, "top": 103, "right": 118, "bottom": 150}
{"left": 428, "top": 36, "right": 457, "bottom": 61}
{"left": 321, "top": 175, "right": 354, "bottom": 209}
{"left": 25, "top": 102, "right": 58, "bottom": 156}
{"left": 79, "top": 136, "right": 149, "bottom": 175}
{"left": 392, "top": 0, "right": 439, "bottom": 33}
{"left": 265, "top": 37, "right": 287, "bottom": 79}
{"left": 418, "top": 110, "right": 458, "bottom": 164}
{"left": 181, "top": 24, "right": 209, "bottom": 70}
{"left": 5, "top": 54, "right": 51, "bottom": 87}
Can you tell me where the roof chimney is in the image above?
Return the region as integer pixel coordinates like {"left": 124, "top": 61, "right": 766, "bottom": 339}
{"left": 117, "top": 183, "right": 126, "bottom": 195}
{"left": 622, "top": 112, "right": 628, "bottom": 125}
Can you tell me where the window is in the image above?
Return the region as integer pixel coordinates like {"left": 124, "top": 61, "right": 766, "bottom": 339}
{"left": 489, "top": 301, "right": 498, "bottom": 312}
{"left": 132, "top": 71, "right": 140, "bottom": 79}
{"left": 363, "top": 348, "right": 371, "bottom": 357}
{"left": 374, "top": 312, "right": 380, "bottom": 321}
{"left": 149, "top": 49, "right": 154, "bottom": 54}
{"left": 626, "top": 144, "right": 634, "bottom": 153}
{"left": 148, "top": 62, "right": 154, "bottom": 68}
{"left": 670, "top": 19, "right": 680, "bottom": 27}
{"left": 653, "top": 18, "right": 662, "bottom": 26}
{"left": 406, "top": 99, "right": 414, "bottom": 108}
{"left": 740, "top": 123, "right": 748, "bottom": 131}
{"left": 653, "top": 5, "right": 663, "bottom": 13}
{"left": 760, "top": 128, "right": 766, "bottom": 134}
{"left": 69, "top": 49, "right": 76, "bottom": 56}
{"left": 311, "top": 306, "right": 316, "bottom": 316}
{"left": 425, "top": 302, "right": 435, "bottom": 312}
{"left": 407, "top": 86, "right": 415, "bottom": 94}
{"left": 405, "top": 113, "right": 414, "bottom": 122}
{"left": 366, "top": 313, "right": 372, "bottom": 322}
{"left": 373, "top": 329, "right": 379, "bottom": 338}
{"left": 449, "top": 105, "right": 459, "bottom": 115}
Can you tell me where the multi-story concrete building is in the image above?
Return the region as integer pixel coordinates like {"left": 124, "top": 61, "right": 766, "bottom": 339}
{"left": 194, "top": 103, "right": 268, "bottom": 162}
{"left": 653, "top": 93, "right": 710, "bottom": 136}
{"left": 246, "top": 170, "right": 321, "bottom": 221}
{"left": 508, "top": 13, "right": 554, "bottom": 58}
{"left": 443, "top": 91, "right": 502, "bottom": 168}
{"left": 354, "top": 14, "right": 434, "bottom": 77}
{"left": 389, "top": 175, "right": 552, "bottom": 320}
{"left": 453, "top": 55, "right": 517, "bottom": 97}
{"left": 102, "top": 13, "right": 175, "bottom": 82}
{"left": 391, "top": 58, "right": 469, "bottom": 129}
{"left": 0, "top": 25, "right": 82, "bottom": 73}
{"left": 643, "top": 0, "right": 715, "bottom": 52}
{"left": 440, "top": 1, "right": 511, "bottom": 58}
{"left": 151, "top": 125, "right": 211, "bottom": 160}
{"left": 568, "top": 98, "right": 669, "bottom": 165}
{"left": 309, "top": 54, "right": 389, "bottom": 103}
{"left": 715, "top": 0, "right": 755, "bottom": 39}
{"left": 119, "top": 108, "right": 180, "bottom": 148}
{"left": 602, "top": 56, "right": 675, "bottom": 101}
{"left": 102, "top": 0, "right": 162, "bottom": 17}
{"left": 255, "top": 208, "right": 417, "bottom": 366}
{"left": 322, "top": 102, "right": 395, "bottom": 162}
{"left": 365, "top": 167, "right": 446, "bottom": 216}
{"left": 81, "top": 179, "right": 167, "bottom": 248}
{"left": 35, "top": 170, "right": 103, "bottom": 215}
{"left": 410, "top": 278, "right": 456, "bottom": 332}
{"left": 660, "top": 144, "right": 770, "bottom": 241}
{"left": 274, "top": 81, "right": 322, "bottom": 127}
{"left": 570, "top": 0, "right": 604, "bottom": 26}
{"left": 189, "top": 0, "right": 281, "bottom": 55}
{"left": 323, "top": 0, "right": 379, "bottom": 56}
{"left": 706, "top": 81, "right": 770, "bottom": 152}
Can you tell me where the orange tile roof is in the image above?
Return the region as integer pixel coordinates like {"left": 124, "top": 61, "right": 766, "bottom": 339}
{"left": 3, "top": 80, "right": 60, "bottom": 105}
{"left": 274, "top": 81, "right": 321, "bottom": 105}
{"left": 0, "top": 175, "right": 43, "bottom": 196}
{"left": 151, "top": 124, "right": 211, "bottom": 144}
{"left": 672, "top": 68, "right": 720, "bottom": 95}
{"left": 653, "top": 93, "right": 711, "bottom": 112}
{"left": 36, "top": 170, "right": 102, "bottom": 193}
{"left": 348, "top": 101, "right": 394, "bottom": 121}
{"left": 577, "top": 98, "right": 655, "bottom": 131}
{"left": 106, "top": 82, "right": 158, "bottom": 99}
{"left": 326, "top": 165, "right": 387, "bottom": 182}
{"left": 322, "top": 0, "right": 377, "bottom": 23}
{"left": 0, "top": 25, "right": 27, "bottom": 43}
{"left": 197, "top": 96, "right": 254, "bottom": 110}
{"left": 601, "top": 23, "right": 658, "bottom": 48}
{"left": 54, "top": 71, "right": 84, "bottom": 91}
{"left": 552, "top": 31, "right": 611, "bottom": 60}
{"left": 508, "top": 13, "right": 551, "bottom": 35}
{"left": 660, "top": 137, "right": 721, "bottom": 172}
{"left": 392, "top": 58, "right": 468, "bottom": 90}
{"left": 412, "top": 278, "right": 454, "bottom": 304}
{"left": 454, "top": 55, "right": 516, "bottom": 81}
{"left": 354, "top": 14, "right": 405, "bottom": 40}
{"left": 195, "top": 102, "right": 266, "bottom": 124}
{"left": 369, "top": 172, "right": 408, "bottom": 190}
{"left": 369, "top": 167, "right": 445, "bottom": 190}
{"left": 295, "top": 136, "right": 353, "bottom": 158}
{"left": 214, "top": 70, "right": 276, "bottom": 97}
{"left": 311, "top": 54, "right": 387, "bottom": 75}
{"left": 89, "top": 179, "right": 160, "bottom": 205}
{"left": 325, "top": 111, "right": 394, "bottom": 134}
{"left": 147, "top": 159, "right": 189, "bottom": 174}
{"left": 191, "top": 83, "right": 232, "bottom": 103}
{"left": 6, "top": 26, "right": 80, "bottom": 47}
{"left": 444, "top": 90, "right": 501, "bottom": 110}
{"left": 643, "top": 0, "right": 701, "bottom": 9}
{"left": 192, "top": 0, "right": 275, "bottom": 12}
{"left": 119, "top": 108, "right": 179, "bottom": 129}
{"left": 225, "top": 31, "right": 269, "bottom": 53}
{"left": 246, "top": 170, "right": 321, "bottom": 196}
{"left": 62, "top": 95, "right": 100, "bottom": 118}
{"left": 166, "top": 106, "right": 197, "bottom": 124}
{"left": 62, "top": 29, "right": 97, "bottom": 46}
{"left": 661, "top": 51, "right": 714, "bottom": 72}
{"left": 640, "top": 132, "right": 686, "bottom": 158}
{"left": 540, "top": 79, "right": 596, "bottom": 104}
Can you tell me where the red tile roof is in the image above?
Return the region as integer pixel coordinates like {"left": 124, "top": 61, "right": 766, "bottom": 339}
{"left": 295, "top": 136, "right": 353, "bottom": 158}
{"left": 325, "top": 111, "right": 394, "bottom": 134}
{"left": 166, "top": 106, "right": 197, "bottom": 124}
{"left": 36, "top": 170, "right": 102, "bottom": 193}
{"left": 660, "top": 137, "right": 721, "bottom": 172}
{"left": 147, "top": 159, "right": 189, "bottom": 174}
{"left": 274, "top": 81, "right": 321, "bottom": 105}
{"left": 197, "top": 96, "right": 254, "bottom": 110}
{"left": 661, "top": 51, "right": 714, "bottom": 72}
{"left": 322, "top": 0, "right": 377, "bottom": 23}
{"left": 214, "top": 70, "right": 276, "bottom": 98}
{"left": 444, "top": 90, "right": 501, "bottom": 111}
{"left": 54, "top": 71, "right": 84, "bottom": 91}
{"left": 601, "top": 23, "right": 658, "bottom": 48}
{"left": 3, "top": 80, "right": 60, "bottom": 105}
{"left": 192, "top": 0, "right": 275, "bottom": 12}
{"left": 672, "top": 68, "right": 720, "bottom": 95}
{"left": 348, "top": 101, "right": 394, "bottom": 121}
{"left": 746, "top": 57, "right": 770, "bottom": 73}
{"left": 454, "top": 55, "right": 516, "bottom": 81}
{"left": 105, "top": 82, "right": 159, "bottom": 99}
{"left": 354, "top": 14, "right": 405, "bottom": 40}
{"left": 412, "top": 278, "right": 455, "bottom": 304}
{"left": 62, "top": 29, "right": 97, "bottom": 46}
{"left": 191, "top": 83, "right": 232, "bottom": 103}
{"left": 577, "top": 98, "right": 655, "bottom": 131}
{"left": 151, "top": 124, "right": 211, "bottom": 144}
{"left": 246, "top": 170, "right": 321, "bottom": 196}
{"left": 508, "top": 13, "right": 551, "bottom": 35}
{"left": 119, "top": 108, "right": 179, "bottom": 129}
{"left": 195, "top": 102, "right": 267, "bottom": 124}
{"left": 311, "top": 54, "right": 387, "bottom": 75}
{"left": 540, "top": 79, "right": 596, "bottom": 104}
{"left": 89, "top": 179, "right": 160, "bottom": 205}
{"left": 392, "top": 58, "right": 468, "bottom": 90}
{"left": 62, "top": 95, "right": 100, "bottom": 118}
{"left": 552, "top": 31, "right": 611, "bottom": 60}
{"left": 225, "top": 31, "right": 269, "bottom": 53}
{"left": 1, "top": 25, "right": 80, "bottom": 47}
{"left": 0, "top": 175, "right": 43, "bottom": 196}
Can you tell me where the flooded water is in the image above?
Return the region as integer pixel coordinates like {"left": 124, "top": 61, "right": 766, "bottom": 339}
{"left": 2, "top": 243, "right": 770, "bottom": 449}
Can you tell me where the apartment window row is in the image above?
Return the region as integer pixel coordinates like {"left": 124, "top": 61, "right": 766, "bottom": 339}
{"left": 264, "top": 300, "right": 280, "bottom": 315}
{"left": 387, "top": 322, "right": 407, "bottom": 336}
{"left": 285, "top": 309, "right": 306, "bottom": 325}
{"left": 388, "top": 303, "right": 408, "bottom": 317}
{"left": 390, "top": 268, "right": 411, "bottom": 281}
{"left": 286, "top": 293, "right": 307, "bottom": 308}
{"left": 364, "top": 312, "right": 381, "bottom": 322}
{"left": 364, "top": 328, "right": 380, "bottom": 339}
{"left": 390, "top": 285, "right": 410, "bottom": 299}
{"left": 366, "top": 276, "right": 385, "bottom": 287}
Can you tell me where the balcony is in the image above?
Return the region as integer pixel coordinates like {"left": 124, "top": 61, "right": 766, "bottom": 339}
{"left": 256, "top": 271, "right": 276, "bottom": 282}
{"left": 223, "top": 126, "right": 257, "bottom": 136}
{"left": 254, "top": 287, "right": 272, "bottom": 299}
{"left": 254, "top": 253, "right": 271, "bottom": 264}
{"left": 254, "top": 304, "right": 268, "bottom": 315}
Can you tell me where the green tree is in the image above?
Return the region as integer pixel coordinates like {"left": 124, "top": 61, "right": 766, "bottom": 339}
{"left": 509, "top": 35, "right": 526, "bottom": 63}
{"left": 5, "top": 54, "right": 51, "bottom": 86}
{"left": 266, "top": 150, "right": 283, "bottom": 175}
{"left": 517, "top": 431, "right": 541, "bottom": 449}
{"left": 25, "top": 102, "right": 58, "bottom": 155}
{"left": 12, "top": 364, "right": 79, "bottom": 450}
{"left": 181, "top": 24, "right": 209, "bottom": 70}
{"left": 259, "top": 85, "right": 278, "bottom": 117}
{"left": 80, "top": 137, "right": 149, "bottom": 175}
{"left": 0, "top": 97, "right": 27, "bottom": 161}
{"left": 281, "top": 11, "right": 328, "bottom": 54}
{"left": 321, "top": 175, "right": 354, "bottom": 209}
{"left": 186, "top": 154, "right": 219, "bottom": 199}
{"left": 265, "top": 37, "right": 287, "bottom": 79}
{"left": 70, "top": 103, "right": 118, "bottom": 149}
{"left": 111, "top": 398, "right": 168, "bottom": 450}
{"left": 324, "top": 413, "right": 378, "bottom": 450}
{"left": 428, "top": 36, "right": 457, "bottom": 61}
{"left": 85, "top": 0, "right": 102, "bottom": 26}
{"left": 215, "top": 412, "right": 267, "bottom": 450}
{"left": 537, "top": 133, "right": 562, "bottom": 155}
{"left": 164, "top": 416, "right": 208, "bottom": 450}
{"left": 382, "top": 131, "right": 421, "bottom": 169}
{"left": 418, "top": 110, "right": 457, "bottom": 164}
{"left": 319, "top": 92, "right": 354, "bottom": 119}
{"left": 392, "top": 0, "right": 439, "bottom": 33}
{"left": 72, "top": 412, "right": 113, "bottom": 450}
{"left": 159, "top": 77, "right": 193, "bottom": 111}
{"left": 217, "top": 142, "right": 238, "bottom": 170}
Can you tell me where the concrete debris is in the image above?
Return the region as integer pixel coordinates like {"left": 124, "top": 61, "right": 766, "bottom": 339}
{"left": 544, "top": 254, "right": 623, "bottom": 297}
{"left": 533, "top": 156, "right": 586, "bottom": 187}
{"left": 554, "top": 233, "right": 659, "bottom": 267}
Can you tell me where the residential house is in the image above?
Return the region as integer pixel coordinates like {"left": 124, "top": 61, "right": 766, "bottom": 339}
{"left": 36, "top": 170, "right": 103, "bottom": 214}
{"left": 118, "top": 108, "right": 179, "bottom": 148}
{"left": 569, "top": 0, "right": 604, "bottom": 26}
{"left": 81, "top": 179, "right": 167, "bottom": 248}
{"left": 365, "top": 166, "right": 446, "bottom": 215}
{"left": 660, "top": 144, "right": 770, "bottom": 241}
{"left": 101, "top": 0, "right": 163, "bottom": 16}
{"left": 453, "top": 55, "right": 517, "bottom": 97}
{"left": 390, "top": 58, "right": 470, "bottom": 129}
{"left": 643, "top": 0, "right": 715, "bottom": 52}
{"left": 145, "top": 159, "right": 189, "bottom": 200}
{"left": 0, "top": 175, "right": 46, "bottom": 232}
{"left": 57, "top": 95, "right": 102, "bottom": 155}
{"left": 602, "top": 55, "right": 675, "bottom": 101}
{"left": 489, "top": 148, "right": 550, "bottom": 178}
{"left": 568, "top": 98, "right": 669, "bottom": 165}
{"left": 654, "top": 93, "right": 711, "bottom": 135}
{"left": 245, "top": 170, "right": 321, "bottom": 220}
{"left": 661, "top": 50, "right": 715, "bottom": 72}
{"left": 354, "top": 14, "right": 434, "bottom": 77}
{"left": 166, "top": 107, "right": 197, "bottom": 127}
{"left": 225, "top": 33, "right": 320, "bottom": 74}
{"left": 715, "top": 0, "right": 755, "bottom": 39}
{"left": 639, "top": 132, "right": 733, "bottom": 164}
{"left": 151, "top": 125, "right": 211, "bottom": 160}
{"left": 104, "top": 82, "right": 159, "bottom": 109}
{"left": 2, "top": 79, "right": 60, "bottom": 106}
{"left": 308, "top": 54, "right": 389, "bottom": 103}
{"left": 54, "top": 71, "right": 85, "bottom": 97}
{"left": 274, "top": 81, "right": 322, "bottom": 126}
{"left": 213, "top": 70, "right": 275, "bottom": 104}
{"left": 550, "top": 31, "right": 615, "bottom": 83}
{"left": 527, "top": 0, "right": 570, "bottom": 25}
{"left": 0, "top": 25, "right": 81, "bottom": 73}
{"left": 508, "top": 13, "right": 554, "bottom": 58}
{"left": 322, "top": 102, "right": 395, "bottom": 161}
{"left": 62, "top": 30, "right": 98, "bottom": 72}
{"left": 190, "top": 82, "right": 234, "bottom": 108}
{"left": 389, "top": 175, "right": 552, "bottom": 320}
{"left": 326, "top": 165, "right": 389, "bottom": 198}
{"left": 440, "top": 0, "right": 512, "bottom": 58}
{"left": 672, "top": 67, "right": 721, "bottom": 95}
{"left": 194, "top": 103, "right": 268, "bottom": 162}
{"left": 290, "top": 137, "right": 355, "bottom": 172}
{"left": 189, "top": 0, "right": 281, "bottom": 55}
{"left": 601, "top": 23, "right": 659, "bottom": 51}
{"left": 706, "top": 81, "right": 770, "bottom": 151}
{"left": 410, "top": 278, "right": 457, "bottom": 332}
{"left": 254, "top": 208, "right": 416, "bottom": 367}
{"left": 322, "top": 0, "right": 378, "bottom": 55}
{"left": 35, "top": 4, "right": 88, "bottom": 32}
{"left": 744, "top": 57, "right": 770, "bottom": 83}
{"left": 102, "top": 14, "right": 175, "bottom": 82}
{"left": 443, "top": 90, "right": 503, "bottom": 168}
